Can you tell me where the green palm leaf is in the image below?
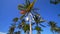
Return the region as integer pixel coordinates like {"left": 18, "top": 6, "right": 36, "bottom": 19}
{"left": 13, "top": 17, "right": 18, "bottom": 22}
{"left": 20, "top": 14, "right": 25, "bottom": 20}
{"left": 23, "top": 24, "right": 30, "bottom": 32}
{"left": 34, "top": 26, "right": 42, "bottom": 31}
{"left": 18, "top": 4, "right": 26, "bottom": 10}
{"left": 25, "top": 0, "right": 30, "bottom": 8}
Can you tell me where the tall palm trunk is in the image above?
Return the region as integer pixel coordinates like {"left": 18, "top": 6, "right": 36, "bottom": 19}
{"left": 28, "top": 13, "right": 32, "bottom": 34}
{"left": 30, "top": 21, "right": 32, "bottom": 34}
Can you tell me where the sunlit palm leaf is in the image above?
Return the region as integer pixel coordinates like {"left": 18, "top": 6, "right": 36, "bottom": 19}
{"left": 54, "top": 27, "right": 60, "bottom": 32}
{"left": 39, "top": 18, "right": 46, "bottom": 23}
{"left": 26, "top": 0, "right": 36, "bottom": 12}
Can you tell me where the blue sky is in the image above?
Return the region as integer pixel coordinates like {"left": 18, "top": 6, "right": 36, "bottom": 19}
{"left": 0, "top": 0, "right": 60, "bottom": 34}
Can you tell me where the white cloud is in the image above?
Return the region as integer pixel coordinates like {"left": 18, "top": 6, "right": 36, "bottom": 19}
{"left": 0, "top": 32, "right": 6, "bottom": 34}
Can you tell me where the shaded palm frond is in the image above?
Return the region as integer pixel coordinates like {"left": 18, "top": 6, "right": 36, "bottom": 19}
{"left": 13, "top": 17, "right": 18, "bottom": 22}
{"left": 18, "top": 4, "right": 26, "bottom": 10}
{"left": 23, "top": 24, "right": 30, "bottom": 32}
{"left": 18, "top": 19, "right": 26, "bottom": 29}
{"left": 20, "top": 14, "right": 25, "bottom": 20}
{"left": 34, "top": 26, "right": 43, "bottom": 31}
{"left": 25, "top": 0, "right": 30, "bottom": 7}
{"left": 50, "top": 1, "right": 58, "bottom": 4}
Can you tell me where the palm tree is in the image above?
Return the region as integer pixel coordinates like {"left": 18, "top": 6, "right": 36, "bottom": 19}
{"left": 18, "top": 0, "right": 39, "bottom": 34}
{"left": 48, "top": 21, "right": 60, "bottom": 34}
{"left": 18, "top": 0, "right": 46, "bottom": 33}
{"left": 50, "top": 0, "right": 60, "bottom": 4}
{"left": 48, "top": 21, "right": 56, "bottom": 34}
{"left": 8, "top": 0, "right": 46, "bottom": 34}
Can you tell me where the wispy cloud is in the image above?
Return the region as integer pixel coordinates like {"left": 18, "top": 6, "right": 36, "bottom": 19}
{"left": 0, "top": 32, "right": 6, "bottom": 34}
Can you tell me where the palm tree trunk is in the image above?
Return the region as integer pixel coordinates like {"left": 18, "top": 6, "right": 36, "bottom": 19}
{"left": 29, "top": 13, "right": 32, "bottom": 34}
{"left": 30, "top": 18, "right": 32, "bottom": 34}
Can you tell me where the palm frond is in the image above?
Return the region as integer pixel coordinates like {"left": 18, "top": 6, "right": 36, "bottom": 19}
{"left": 20, "top": 14, "right": 25, "bottom": 20}
{"left": 50, "top": 0, "right": 59, "bottom": 4}
{"left": 13, "top": 17, "right": 18, "bottom": 22}
{"left": 25, "top": 0, "right": 30, "bottom": 7}
{"left": 34, "top": 26, "right": 42, "bottom": 31}
{"left": 18, "top": 4, "right": 26, "bottom": 10}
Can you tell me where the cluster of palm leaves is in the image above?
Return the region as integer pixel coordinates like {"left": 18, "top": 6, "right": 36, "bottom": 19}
{"left": 7, "top": 0, "right": 60, "bottom": 34}
{"left": 48, "top": 21, "right": 60, "bottom": 34}
{"left": 50, "top": 0, "right": 60, "bottom": 4}
{"left": 7, "top": 0, "right": 46, "bottom": 34}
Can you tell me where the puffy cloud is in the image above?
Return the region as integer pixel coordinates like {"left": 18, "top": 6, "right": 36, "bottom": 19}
{"left": 0, "top": 32, "right": 6, "bottom": 34}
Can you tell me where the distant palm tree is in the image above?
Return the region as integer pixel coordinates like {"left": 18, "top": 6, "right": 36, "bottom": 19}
{"left": 50, "top": 0, "right": 60, "bottom": 4}
{"left": 48, "top": 21, "right": 57, "bottom": 34}
{"left": 48, "top": 21, "right": 60, "bottom": 34}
